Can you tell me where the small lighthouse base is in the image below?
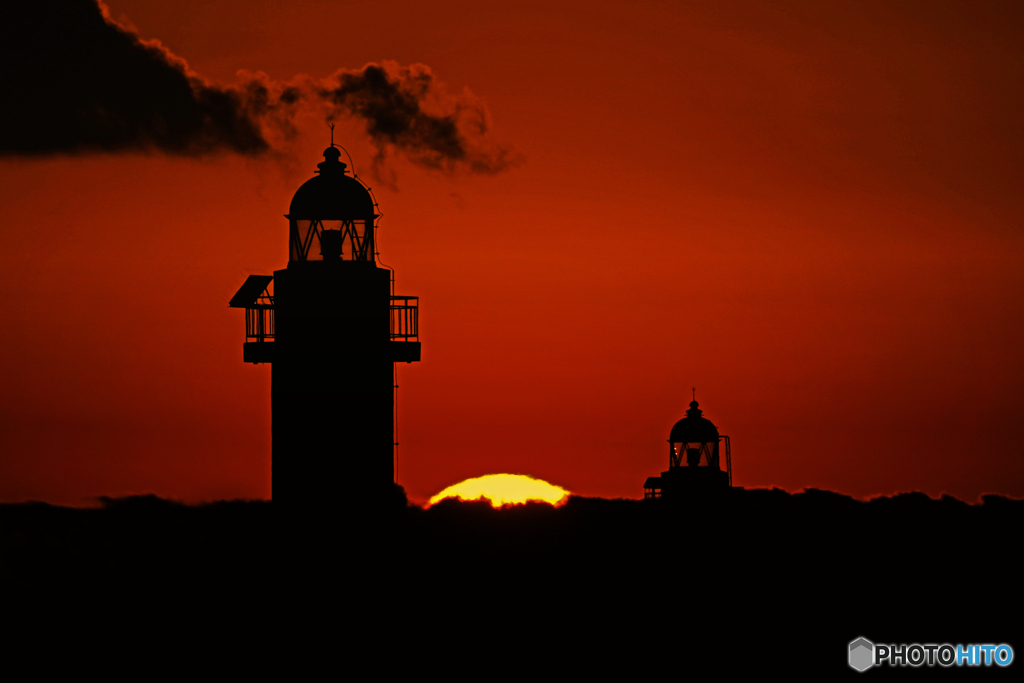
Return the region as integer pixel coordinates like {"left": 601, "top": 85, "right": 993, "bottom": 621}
{"left": 644, "top": 467, "right": 730, "bottom": 500}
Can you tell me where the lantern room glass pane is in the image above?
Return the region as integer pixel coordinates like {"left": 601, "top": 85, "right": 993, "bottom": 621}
{"left": 289, "top": 218, "right": 374, "bottom": 262}
{"left": 290, "top": 219, "right": 311, "bottom": 261}
{"left": 673, "top": 440, "right": 721, "bottom": 468}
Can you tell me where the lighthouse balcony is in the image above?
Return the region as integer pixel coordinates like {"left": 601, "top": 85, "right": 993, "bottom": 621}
{"left": 244, "top": 295, "right": 416, "bottom": 341}
{"left": 245, "top": 305, "right": 275, "bottom": 342}
{"left": 390, "top": 296, "right": 418, "bottom": 341}
{"left": 390, "top": 296, "right": 420, "bottom": 362}
{"left": 233, "top": 276, "right": 420, "bottom": 364}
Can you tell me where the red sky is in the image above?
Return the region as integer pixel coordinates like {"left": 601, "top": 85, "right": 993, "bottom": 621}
{"left": 2, "top": 0, "right": 1023, "bottom": 505}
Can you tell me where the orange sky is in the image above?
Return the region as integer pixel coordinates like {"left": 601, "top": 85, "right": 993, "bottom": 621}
{"left": 2, "top": 0, "right": 1023, "bottom": 505}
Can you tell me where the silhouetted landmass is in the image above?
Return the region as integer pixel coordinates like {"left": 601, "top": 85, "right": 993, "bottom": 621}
{"left": 2, "top": 488, "right": 1020, "bottom": 675}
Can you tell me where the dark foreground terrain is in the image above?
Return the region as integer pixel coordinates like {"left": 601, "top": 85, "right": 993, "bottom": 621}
{"left": 2, "top": 488, "right": 1020, "bottom": 676}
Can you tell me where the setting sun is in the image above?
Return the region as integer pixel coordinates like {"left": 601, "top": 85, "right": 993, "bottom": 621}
{"left": 428, "top": 474, "right": 570, "bottom": 508}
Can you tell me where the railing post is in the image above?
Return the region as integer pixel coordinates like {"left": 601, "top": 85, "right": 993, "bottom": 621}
{"left": 723, "top": 435, "right": 732, "bottom": 486}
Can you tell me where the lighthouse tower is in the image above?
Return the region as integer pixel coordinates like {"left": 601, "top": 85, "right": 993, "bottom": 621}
{"left": 229, "top": 146, "right": 420, "bottom": 507}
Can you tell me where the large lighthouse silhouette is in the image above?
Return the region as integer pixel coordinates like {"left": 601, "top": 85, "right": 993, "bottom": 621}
{"left": 229, "top": 144, "right": 420, "bottom": 506}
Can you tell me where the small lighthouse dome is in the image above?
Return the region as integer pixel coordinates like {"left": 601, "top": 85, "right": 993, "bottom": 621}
{"left": 668, "top": 400, "right": 720, "bottom": 443}
{"left": 288, "top": 147, "right": 375, "bottom": 220}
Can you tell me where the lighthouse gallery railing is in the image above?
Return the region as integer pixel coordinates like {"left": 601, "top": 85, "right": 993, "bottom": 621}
{"left": 390, "top": 296, "right": 418, "bottom": 341}
{"left": 245, "top": 295, "right": 417, "bottom": 343}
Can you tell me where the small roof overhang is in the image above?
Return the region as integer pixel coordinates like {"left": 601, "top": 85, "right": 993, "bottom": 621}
{"left": 229, "top": 275, "right": 273, "bottom": 308}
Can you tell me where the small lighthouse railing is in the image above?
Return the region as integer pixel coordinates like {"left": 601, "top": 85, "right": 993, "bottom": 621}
{"left": 391, "top": 296, "right": 418, "bottom": 341}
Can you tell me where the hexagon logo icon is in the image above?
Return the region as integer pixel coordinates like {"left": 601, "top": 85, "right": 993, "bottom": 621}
{"left": 849, "top": 637, "right": 874, "bottom": 672}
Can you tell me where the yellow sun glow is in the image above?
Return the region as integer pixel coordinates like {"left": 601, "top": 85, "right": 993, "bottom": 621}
{"left": 428, "top": 474, "right": 570, "bottom": 508}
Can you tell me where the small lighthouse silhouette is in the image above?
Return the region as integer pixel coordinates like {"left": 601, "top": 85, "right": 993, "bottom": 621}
{"left": 229, "top": 143, "right": 420, "bottom": 506}
{"left": 644, "top": 390, "right": 733, "bottom": 499}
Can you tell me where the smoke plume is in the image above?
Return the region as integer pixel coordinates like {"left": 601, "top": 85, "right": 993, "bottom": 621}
{"left": 0, "top": 1, "right": 517, "bottom": 173}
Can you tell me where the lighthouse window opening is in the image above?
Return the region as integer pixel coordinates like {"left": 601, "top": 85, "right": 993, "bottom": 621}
{"left": 672, "top": 441, "right": 719, "bottom": 467}
{"left": 290, "top": 218, "right": 374, "bottom": 262}
{"left": 290, "top": 219, "right": 311, "bottom": 261}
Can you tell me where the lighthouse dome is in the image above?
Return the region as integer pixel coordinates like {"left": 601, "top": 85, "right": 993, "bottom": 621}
{"left": 288, "top": 147, "right": 375, "bottom": 220}
{"left": 668, "top": 400, "right": 720, "bottom": 443}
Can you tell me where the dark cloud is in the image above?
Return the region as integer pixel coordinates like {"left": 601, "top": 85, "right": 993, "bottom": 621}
{"left": 0, "top": 1, "right": 517, "bottom": 173}
{"left": 0, "top": 1, "right": 268, "bottom": 155}
{"left": 317, "top": 63, "right": 520, "bottom": 174}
